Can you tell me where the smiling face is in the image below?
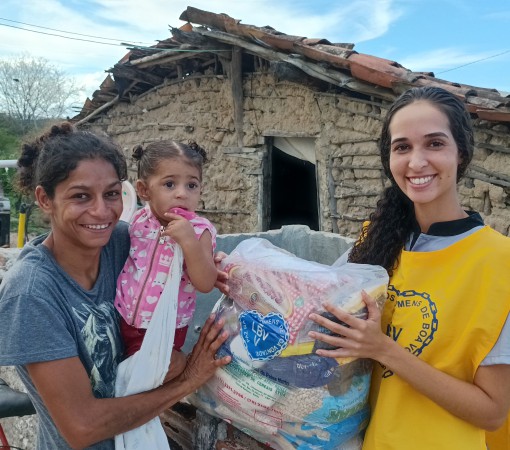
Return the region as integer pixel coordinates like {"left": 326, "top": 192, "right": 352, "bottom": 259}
{"left": 136, "top": 157, "right": 201, "bottom": 225}
{"left": 388, "top": 100, "right": 463, "bottom": 221}
{"left": 36, "top": 158, "right": 123, "bottom": 253}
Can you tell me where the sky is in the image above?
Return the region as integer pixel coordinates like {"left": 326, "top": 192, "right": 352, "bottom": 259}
{"left": 1, "top": 0, "right": 509, "bottom": 112}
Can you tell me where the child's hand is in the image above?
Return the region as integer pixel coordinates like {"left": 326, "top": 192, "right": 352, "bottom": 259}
{"left": 168, "top": 207, "right": 196, "bottom": 221}
{"left": 162, "top": 212, "right": 196, "bottom": 246}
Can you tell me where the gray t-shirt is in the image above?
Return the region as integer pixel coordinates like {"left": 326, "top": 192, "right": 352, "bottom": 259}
{"left": 0, "top": 222, "right": 130, "bottom": 450}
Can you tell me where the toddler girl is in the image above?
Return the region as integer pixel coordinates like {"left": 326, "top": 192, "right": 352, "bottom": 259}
{"left": 115, "top": 140, "right": 218, "bottom": 358}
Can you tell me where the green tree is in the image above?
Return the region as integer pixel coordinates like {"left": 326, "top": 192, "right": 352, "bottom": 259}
{"left": 0, "top": 53, "right": 83, "bottom": 134}
{"left": 0, "top": 115, "right": 19, "bottom": 197}
{"left": 0, "top": 115, "right": 50, "bottom": 242}
{"left": 0, "top": 117, "right": 19, "bottom": 244}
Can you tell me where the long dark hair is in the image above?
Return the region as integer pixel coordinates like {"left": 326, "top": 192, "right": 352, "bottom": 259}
{"left": 17, "top": 122, "right": 127, "bottom": 198}
{"left": 348, "top": 86, "right": 474, "bottom": 274}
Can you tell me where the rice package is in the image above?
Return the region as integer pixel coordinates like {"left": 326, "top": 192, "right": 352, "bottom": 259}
{"left": 189, "top": 238, "right": 389, "bottom": 449}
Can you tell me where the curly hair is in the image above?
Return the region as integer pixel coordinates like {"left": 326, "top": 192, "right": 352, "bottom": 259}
{"left": 16, "top": 122, "right": 127, "bottom": 198}
{"left": 348, "top": 86, "right": 474, "bottom": 275}
{"left": 132, "top": 140, "right": 208, "bottom": 181}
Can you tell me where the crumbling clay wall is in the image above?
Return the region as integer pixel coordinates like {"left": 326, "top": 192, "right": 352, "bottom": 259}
{"left": 86, "top": 72, "right": 510, "bottom": 239}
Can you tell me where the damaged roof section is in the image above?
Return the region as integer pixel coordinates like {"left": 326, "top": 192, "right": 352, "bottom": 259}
{"left": 73, "top": 6, "right": 510, "bottom": 125}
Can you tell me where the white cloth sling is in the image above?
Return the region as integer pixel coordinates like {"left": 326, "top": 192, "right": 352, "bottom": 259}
{"left": 114, "top": 246, "right": 183, "bottom": 450}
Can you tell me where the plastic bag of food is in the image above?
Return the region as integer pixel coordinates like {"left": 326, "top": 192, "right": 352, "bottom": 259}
{"left": 189, "top": 238, "right": 388, "bottom": 450}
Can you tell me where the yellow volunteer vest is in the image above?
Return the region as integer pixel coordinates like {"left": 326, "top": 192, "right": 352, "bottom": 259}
{"left": 486, "top": 421, "right": 509, "bottom": 450}
{"left": 363, "top": 226, "right": 510, "bottom": 450}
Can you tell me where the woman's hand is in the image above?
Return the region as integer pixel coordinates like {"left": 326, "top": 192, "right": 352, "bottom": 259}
{"left": 163, "top": 349, "right": 187, "bottom": 383}
{"left": 178, "top": 314, "right": 231, "bottom": 389}
{"left": 308, "top": 290, "right": 390, "bottom": 361}
{"left": 213, "top": 251, "right": 229, "bottom": 295}
{"left": 309, "top": 292, "right": 510, "bottom": 430}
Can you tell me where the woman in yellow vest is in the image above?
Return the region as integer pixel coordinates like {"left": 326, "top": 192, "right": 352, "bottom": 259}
{"left": 309, "top": 86, "right": 510, "bottom": 450}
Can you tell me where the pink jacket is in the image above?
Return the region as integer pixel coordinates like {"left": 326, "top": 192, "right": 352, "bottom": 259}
{"left": 115, "top": 205, "right": 217, "bottom": 329}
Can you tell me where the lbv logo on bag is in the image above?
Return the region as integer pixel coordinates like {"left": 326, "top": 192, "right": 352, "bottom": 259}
{"left": 239, "top": 310, "right": 289, "bottom": 361}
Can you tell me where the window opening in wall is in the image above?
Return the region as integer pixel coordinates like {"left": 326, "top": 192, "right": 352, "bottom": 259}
{"left": 269, "top": 137, "right": 319, "bottom": 231}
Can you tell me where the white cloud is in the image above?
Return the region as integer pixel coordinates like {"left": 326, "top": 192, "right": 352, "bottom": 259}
{"left": 481, "top": 10, "right": 510, "bottom": 21}
{"left": 73, "top": 71, "right": 111, "bottom": 101}
{"left": 1, "top": 0, "right": 404, "bottom": 108}
{"left": 87, "top": 0, "right": 400, "bottom": 44}
{"left": 399, "top": 48, "right": 506, "bottom": 73}
{"left": 1, "top": 0, "right": 401, "bottom": 65}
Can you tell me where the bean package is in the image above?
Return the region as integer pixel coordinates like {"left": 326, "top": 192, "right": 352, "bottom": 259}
{"left": 189, "top": 238, "right": 388, "bottom": 449}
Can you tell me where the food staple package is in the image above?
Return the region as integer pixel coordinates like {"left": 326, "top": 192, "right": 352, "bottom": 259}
{"left": 189, "top": 238, "right": 389, "bottom": 450}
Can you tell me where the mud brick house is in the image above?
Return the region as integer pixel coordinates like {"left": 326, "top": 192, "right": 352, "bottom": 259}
{"left": 73, "top": 6, "right": 510, "bottom": 239}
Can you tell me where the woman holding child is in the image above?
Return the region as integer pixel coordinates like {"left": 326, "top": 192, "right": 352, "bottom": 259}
{"left": 0, "top": 123, "right": 230, "bottom": 449}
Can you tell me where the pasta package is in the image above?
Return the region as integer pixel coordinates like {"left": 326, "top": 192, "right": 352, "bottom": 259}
{"left": 189, "top": 238, "right": 388, "bottom": 450}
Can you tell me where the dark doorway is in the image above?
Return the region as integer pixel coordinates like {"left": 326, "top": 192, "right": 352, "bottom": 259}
{"left": 269, "top": 146, "right": 319, "bottom": 230}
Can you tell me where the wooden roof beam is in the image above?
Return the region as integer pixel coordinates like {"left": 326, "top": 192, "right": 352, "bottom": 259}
{"left": 110, "top": 65, "right": 164, "bottom": 86}
{"left": 194, "top": 28, "right": 396, "bottom": 101}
